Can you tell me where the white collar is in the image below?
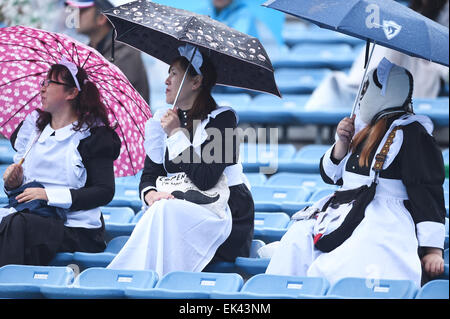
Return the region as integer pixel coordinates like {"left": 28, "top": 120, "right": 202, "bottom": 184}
{"left": 38, "top": 121, "right": 87, "bottom": 143}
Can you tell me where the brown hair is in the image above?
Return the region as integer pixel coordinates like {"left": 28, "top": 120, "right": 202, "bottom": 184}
{"left": 350, "top": 117, "right": 388, "bottom": 167}
{"left": 171, "top": 53, "right": 218, "bottom": 130}
{"left": 37, "top": 64, "right": 112, "bottom": 132}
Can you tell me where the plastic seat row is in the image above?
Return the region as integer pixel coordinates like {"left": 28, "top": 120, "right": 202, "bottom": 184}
{"left": 240, "top": 143, "right": 331, "bottom": 174}
{"left": 1, "top": 264, "right": 447, "bottom": 299}
{"left": 212, "top": 93, "right": 449, "bottom": 129}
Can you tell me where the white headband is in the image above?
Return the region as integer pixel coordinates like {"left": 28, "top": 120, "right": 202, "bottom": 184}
{"left": 178, "top": 44, "right": 203, "bottom": 75}
{"left": 376, "top": 57, "right": 394, "bottom": 96}
{"left": 59, "top": 56, "right": 81, "bottom": 91}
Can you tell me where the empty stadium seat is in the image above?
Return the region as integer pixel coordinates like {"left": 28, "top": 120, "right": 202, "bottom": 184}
{"left": 212, "top": 93, "right": 252, "bottom": 111}
{"left": 274, "top": 68, "right": 331, "bottom": 95}
{"left": 415, "top": 280, "right": 449, "bottom": 299}
{"left": 40, "top": 267, "right": 158, "bottom": 299}
{"left": 327, "top": 277, "right": 418, "bottom": 299}
{"left": 0, "top": 138, "right": 15, "bottom": 164}
{"left": 211, "top": 274, "right": 330, "bottom": 299}
{"left": 0, "top": 265, "right": 74, "bottom": 298}
{"left": 241, "top": 94, "right": 310, "bottom": 125}
{"left": 108, "top": 185, "right": 142, "bottom": 211}
{"left": 253, "top": 212, "right": 290, "bottom": 243}
{"left": 272, "top": 43, "right": 357, "bottom": 70}
{"left": 125, "top": 271, "right": 244, "bottom": 299}
{"left": 251, "top": 185, "right": 311, "bottom": 211}
{"left": 71, "top": 236, "right": 129, "bottom": 270}
{"left": 244, "top": 173, "right": 267, "bottom": 187}
{"left": 240, "top": 143, "right": 296, "bottom": 173}
{"left": 115, "top": 170, "right": 142, "bottom": 186}
{"left": 102, "top": 206, "right": 136, "bottom": 240}
{"left": 279, "top": 144, "right": 331, "bottom": 173}
{"left": 414, "top": 98, "right": 449, "bottom": 128}
{"left": 234, "top": 239, "right": 270, "bottom": 276}
{"left": 266, "top": 172, "right": 334, "bottom": 190}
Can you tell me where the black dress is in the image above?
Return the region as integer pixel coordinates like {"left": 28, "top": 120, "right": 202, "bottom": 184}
{"left": 140, "top": 108, "right": 254, "bottom": 263}
{"left": 0, "top": 121, "right": 121, "bottom": 267}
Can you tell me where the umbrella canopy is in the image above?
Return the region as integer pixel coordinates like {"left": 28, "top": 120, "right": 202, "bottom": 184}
{"left": 103, "top": 0, "right": 281, "bottom": 97}
{"left": 263, "top": 0, "right": 449, "bottom": 67}
{"left": 0, "top": 26, "right": 151, "bottom": 177}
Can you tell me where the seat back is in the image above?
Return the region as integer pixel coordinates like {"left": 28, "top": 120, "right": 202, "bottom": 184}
{"left": 242, "top": 274, "right": 329, "bottom": 297}
{"left": 104, "top": 236, "right": 130, "bottom": 253}
{"left": 328, "top": 277, "right": 418, "bottom": 299}
{"left": 416, "top": 280, "right": 449, "bottom": 299}
{"left": 102, "top": 207, "right": 135, "bottom": 224}
{"left": 74, "top": 268, "right": 158, "bottom": 289}
{"left": 156, "top": 271, "right": 243, "bottom": 293}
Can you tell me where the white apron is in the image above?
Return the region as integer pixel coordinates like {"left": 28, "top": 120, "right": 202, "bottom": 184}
{"left": 266, "top": 115, "right": 437, "bottom": 287}
{"left": 108, "top": 107, "right": 237, "bottom": 277}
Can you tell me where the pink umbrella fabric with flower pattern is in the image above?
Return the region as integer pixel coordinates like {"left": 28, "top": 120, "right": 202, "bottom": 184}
{"left": 0, "top": 26, "right": 152, "bottom": 177}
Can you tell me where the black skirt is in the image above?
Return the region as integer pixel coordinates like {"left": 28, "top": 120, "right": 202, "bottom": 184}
{"left": 208, "top": 183, "right": 255, "bottom": 263}
{"left": 0, "top": 210, "right": 106, "bottom": 267}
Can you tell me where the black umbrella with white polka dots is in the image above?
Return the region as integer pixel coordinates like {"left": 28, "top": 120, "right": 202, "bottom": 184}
{"left": 103, "top": 0, "right": 281, "bottom": 97}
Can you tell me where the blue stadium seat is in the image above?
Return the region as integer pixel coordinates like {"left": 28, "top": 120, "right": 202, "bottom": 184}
{"left": 72, "top": 236, "right": 129, "bottom": 270}
{"left": 415, "top": 280, "right": 449, "bottom": 299}
{"left": 266, "top": 172, "right": 335, "bottom": 190}
{"left": 212, "top": 93, "right": 252, "bottom": 111}
{"left": 235, "top": 239, "right": 270, "bottom": 276}
{"left": 283, "top": 24, "right": 364, "bottom": 48}
{"left": 274, "top": 68, "right": 331, "bottom": 94}
{"left": 272, "top": 43, "right": 357, "bottom": 70}
{"left": 444, "top": 178, "right": 449, "bottom": 193}
{"left": 0, "top": 138, "right": 15, "bottom": 164}
{"left": 327, "top": 277, "right": 418, "bottom": 299}
{"left": 109, "top": 184, "right": 141, "bottom": 211}
{"left": 211, "top": 274, "right": 330, "bottom": 299}
{"left": 125, "top": 271, "right": 244, "bottom": 299}
{"left": 309, "top": 187, "right": 337, "bottom": 202}
{"left": 102, "top": 206, "right": 136, "bottom": 240}
{"left": 0, "top": 265, "right": 74, "bottom": 298}
{"left": 48, "top": 252, "right": 76, "bottom": 267}
{"left": 253, "top": 212, "right": 290, "bottom": 243}
{"left": 251, "top": 185, "right": 311, "bottom": 211}
{"left": 241, "top": 94, "right": 309, "bottom": 124}
{"left": 414, "top": 98, "right": 449, "bottom": 128}
{"left": 240, "top": 143, "right": 297, "bottom": 173}
{"left": 279, "top": 144, "right": 331, "bottom": 173}
{"left": 40, "top": 268, "right": 158, "bottom": 299}
{"left": 244, "top": 173, "right": 267, "bottom": 187}
{"left": 115, "top": 170, "right": 142, "bottom": 186}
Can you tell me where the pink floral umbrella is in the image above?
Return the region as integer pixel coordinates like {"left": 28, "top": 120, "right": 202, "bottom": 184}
{"left": 0, "top": 26, "right": 152, "bottom": 177}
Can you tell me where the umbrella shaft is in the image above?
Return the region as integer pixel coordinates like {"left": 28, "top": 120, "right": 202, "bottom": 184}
{"left": 173, "top": 46, "right": 198, "bottom": 109}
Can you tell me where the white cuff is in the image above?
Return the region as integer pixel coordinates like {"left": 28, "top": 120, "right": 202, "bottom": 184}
{"left": 417, "top": 221, "right": 445, "bottom": 249}
{"left": 321, "top": 144, "right": 347, "bottom": 183}
{"left": 140, "top": 186, "right": 156, "bottom": 211}
{"left": 45, "top": 186, "right": 72, "bottom": 209}
{"left": 166, "top": 130, "right": 191, "bottom": 161}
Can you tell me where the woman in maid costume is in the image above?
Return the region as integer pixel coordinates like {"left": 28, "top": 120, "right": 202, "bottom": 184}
{"left": 265, "top": 58, "right": 446, "bottom": 286}
{"left": 107, "top": 44, "right": 254, "bottom": 276}
{"left": 0, "top": 58, "right": 121, "bottom": 266}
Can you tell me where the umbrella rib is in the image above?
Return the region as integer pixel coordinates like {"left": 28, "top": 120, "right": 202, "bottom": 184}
{"left": 0, "top": 41, "right": 56, "bottom": 61}
{"left": 93, "top": 78, "right": 148, "bottom": 138}
{"left": 101, "top": 95, "right": 140, "bottom": 175}
{"left": 0, "top": 71, "right": 47, "bottom": 88}
{"left": 87, "top": 73, "right": 149, "bottom": 117}
{"left": 0, "top": 92, "right": 40, "bottom": 128}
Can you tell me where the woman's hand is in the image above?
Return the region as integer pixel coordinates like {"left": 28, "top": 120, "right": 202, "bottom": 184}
{"left": 3, "top": 163, "right": 23, "bottom": 190}
{"left": 421, "top": 248, "right": 444, "bottom": 278}
{"left": 15, "top": 187, "right": 48, "bottom": 203}
{"left": 333, "top": 115, "right": 356, "bottom": 161}
{"left": 144, "top": 190, "right": 175, "bottom": 207}
{"left": 160, "top": 107, "right": 181, "bottom": 136}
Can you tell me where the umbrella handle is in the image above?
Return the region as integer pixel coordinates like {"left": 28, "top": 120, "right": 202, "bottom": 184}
{"left": 350, "top": 41, "right": 376, "bottom": 118}
{"left": 172, "top": 46, "right": 199, "bottom": 110}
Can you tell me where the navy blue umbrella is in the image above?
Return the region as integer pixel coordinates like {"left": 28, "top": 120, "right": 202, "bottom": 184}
{"left": 263, "top": 0, "right": 448, "bottom": 115}
{"left": 263, "top": 0, "right": 448, "bottom": 67}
